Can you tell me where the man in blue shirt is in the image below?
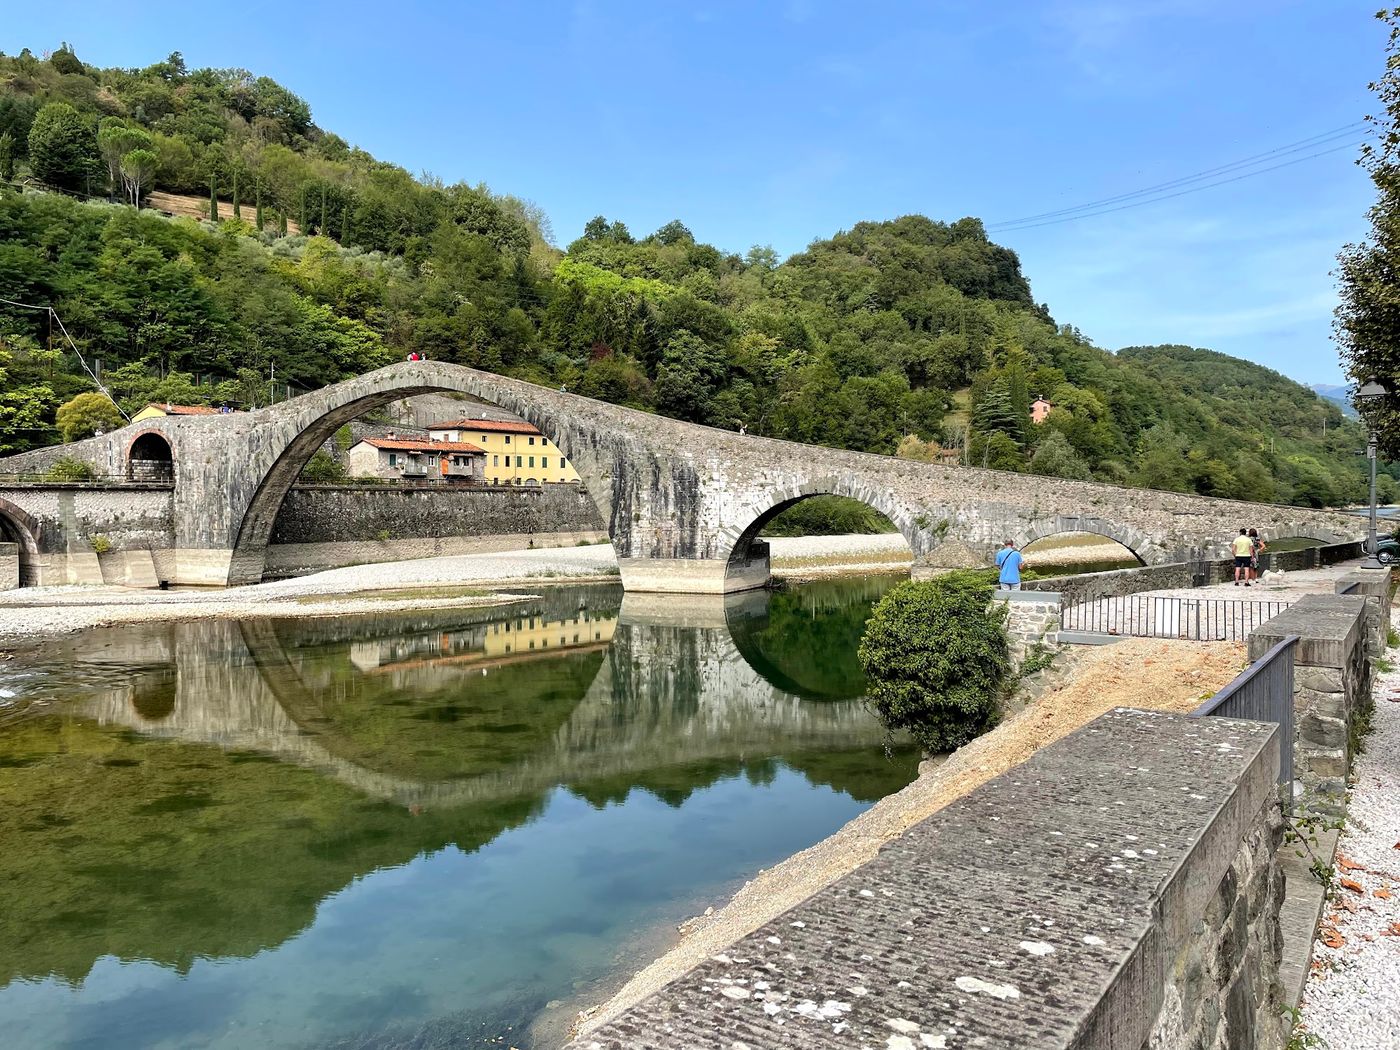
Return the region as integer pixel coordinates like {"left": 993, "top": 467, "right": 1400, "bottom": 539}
{"left": 995, "top": 539, "right": 1025, "bottom": 590}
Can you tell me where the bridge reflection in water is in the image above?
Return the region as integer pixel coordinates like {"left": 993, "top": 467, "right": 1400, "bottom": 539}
{"left": 0, "top": 578, "right": 915, "bottom": 1050}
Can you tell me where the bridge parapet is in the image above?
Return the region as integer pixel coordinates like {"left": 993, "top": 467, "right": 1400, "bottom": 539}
{"left": 571, "top": 708, "right": 1287, "bottom": 1050}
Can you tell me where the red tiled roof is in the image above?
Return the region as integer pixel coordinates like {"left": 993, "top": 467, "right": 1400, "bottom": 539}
{"left": 361, "top": 438, "right": 485, "bottom": 454}
{"left": 427, "top": 417, "right": 541, "bottom": 436}
{"left": 146, "top": 403, "right": 222, "bottom": 415}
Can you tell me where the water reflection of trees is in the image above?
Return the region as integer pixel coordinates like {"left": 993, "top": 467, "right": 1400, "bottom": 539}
{"left": 0, "top": 582, "right": 915, "bottom": 988}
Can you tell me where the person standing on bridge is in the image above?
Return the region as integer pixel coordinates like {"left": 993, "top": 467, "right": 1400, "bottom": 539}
{"left": 995, "top": 539, "right": 1025, "bottom": 591}
{"left": 1232, "top": 527, "right": 1254, "bottom": 586}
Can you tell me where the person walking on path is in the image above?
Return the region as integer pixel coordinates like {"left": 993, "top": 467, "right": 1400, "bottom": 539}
{"left": 1231, "top": 528, "right": 1254, "bottom": 586}
{"left": 1248, "top": 528, "right": 1266, "bottom": 582}
{"left": 996, "top": 539, "right": 1025, "bottom": 591}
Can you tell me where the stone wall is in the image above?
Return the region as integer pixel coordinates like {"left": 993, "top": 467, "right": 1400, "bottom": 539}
{"left": 997, "top": 589, "right": 1062, "bottom": 664}
{"left": 260, "top": 482, "right": 607, "bottom": 577}
{"left": 1149, "top": 794, "right": 1287, "bottom": 1049}
{"left": 0, "top": 542, "right": 16, "bottom": 590}
{"left": 1333, "top": 568, "right": 1393, "bottom": 656}
{"left": 1249, "top": 592, "right": 1374, "bottom": 813}
{"left": 268, "top": 482, "right": 603, "bottom": 544}
{"left": 570, "top": 708, "right": 1287, "bottom": 1050}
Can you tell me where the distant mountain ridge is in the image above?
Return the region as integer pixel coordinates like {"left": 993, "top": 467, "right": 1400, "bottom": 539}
{"left": 1311, "top": 383, "right": 1358, "bottom": 419}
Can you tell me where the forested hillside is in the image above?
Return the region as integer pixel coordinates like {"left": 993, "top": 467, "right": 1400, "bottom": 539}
{"left": 0, "top": 44, "right": 1375, "bottom": 507}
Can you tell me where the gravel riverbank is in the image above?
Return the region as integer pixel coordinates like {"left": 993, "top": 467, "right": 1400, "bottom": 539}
{"left": 1297, "top": 645, "right": 1400, "bottom": 1048}
{"left": 0, "top": 545, "right": 621, "bottom": 646}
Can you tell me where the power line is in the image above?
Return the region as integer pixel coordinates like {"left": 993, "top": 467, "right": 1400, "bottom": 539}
{"left": 987, "top": 139, "right": 1364, "bottom": 233}
{"left": 988, "top": 122, "right": 1367, "bottom": 230}
{"left": 0, "top": 295, "right": 131, "bottom": 420}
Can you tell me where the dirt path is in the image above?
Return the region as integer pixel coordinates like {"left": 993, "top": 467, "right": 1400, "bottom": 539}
{"left": 566, "top": 637, "right": 1247, "bottom": 1041}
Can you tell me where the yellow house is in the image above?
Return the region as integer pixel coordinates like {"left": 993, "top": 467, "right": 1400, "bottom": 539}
{"left": 427, "top": 417, "right": 582, "bottom": 486}
{"left": 131, "top": 402, "right": 229, "bottom": 424}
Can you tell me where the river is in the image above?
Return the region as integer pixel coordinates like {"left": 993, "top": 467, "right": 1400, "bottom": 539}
{"left": 0, "top": 577, "right": 918, "bottom": 1050}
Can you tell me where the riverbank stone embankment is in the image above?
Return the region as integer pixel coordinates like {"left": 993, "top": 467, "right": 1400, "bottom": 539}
{"left": 567, "top": 637, "right": 1247, "bottom": 1040}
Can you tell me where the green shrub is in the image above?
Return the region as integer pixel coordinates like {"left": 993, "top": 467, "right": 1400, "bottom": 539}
{"left": 299, "top": 450, "right": 349, "bottom": 483}
{"left": 858, "top": 573, "right": 1010, "bottom": 753}
{"left": 45, "top": 456, "right": 95, "bottom": 482}
{"left": 90, "top": 534, "right": 111, "bottom": 554}
{"left": 761, "top": 495, "right": 897, "bottom": 537}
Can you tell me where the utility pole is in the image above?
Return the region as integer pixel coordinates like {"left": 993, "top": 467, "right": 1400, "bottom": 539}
{"left": 269, "top": 361, "right": 277, "bottom": 406}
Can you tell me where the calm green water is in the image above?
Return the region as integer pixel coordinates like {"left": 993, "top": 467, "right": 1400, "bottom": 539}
{"left": 0, "top": 578, "right": 917, "bottom": 1050}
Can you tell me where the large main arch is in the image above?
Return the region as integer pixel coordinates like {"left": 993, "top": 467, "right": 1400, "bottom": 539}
{"left": 224, "top": 366, "right": 622, "bottom": 586}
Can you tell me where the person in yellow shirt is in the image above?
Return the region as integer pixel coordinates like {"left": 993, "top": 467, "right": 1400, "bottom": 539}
{"left": 1231, "top": 528, "right": 1254, "bottom": 587}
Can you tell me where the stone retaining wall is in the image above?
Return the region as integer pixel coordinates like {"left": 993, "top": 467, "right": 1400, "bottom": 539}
{"left": 570, "top": 708, "right": 1286, "bottom": 1050}
{"left": 997, "top": 589, "right": 1062, "bottom": 664}
{"left": 1249, "top": 590, "right": 1377, "bottom": 813}
{"left": 0, "top": 542, "right": 16, "bottom": 590}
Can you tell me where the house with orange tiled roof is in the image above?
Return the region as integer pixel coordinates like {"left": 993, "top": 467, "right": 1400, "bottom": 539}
{"left": 427, "top": 417, "right": 581, "bottom": 486}
{"left": 346, "top": 432, "right": 485, "bottom": 482}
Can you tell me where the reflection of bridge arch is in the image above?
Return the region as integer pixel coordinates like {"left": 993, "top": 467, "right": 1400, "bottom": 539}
{"left": 1014, "top": 516, "right": 1158, "bottom": 564}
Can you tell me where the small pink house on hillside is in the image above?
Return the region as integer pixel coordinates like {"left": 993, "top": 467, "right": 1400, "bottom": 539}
{"left": 1030, "top": 396, "right": 1053, "bottom": 424}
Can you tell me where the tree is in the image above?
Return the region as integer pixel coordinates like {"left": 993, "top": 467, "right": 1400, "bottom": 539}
{"left": 858, "top": 574, "right": 1009, "bottom": 753}
{"left": 0, "top": 131, "right": 14, "bottom": 182}
{"left": 1337, "top": 8, "right": 1400, "bottom": 456}
{"left": 977, "top": 431, "right": 1024, "bottom": 471}
{"left": 255, "top": 180, "right": 264, "bottom": 231}
{"left": 654, "top": 331, "right": 727, "bottom": 423}
{"left": 972, "top": 378, "right": 1021, "bottom": 438}
{"left": 56, "top": 392, "right": 123, "bottom": 442}
{"left": 232, "top": 168, "right": 241, "bottom": 219}
{"left": 27, "top": 102, "right": 94, "bottom": 190}
{"left": 119, "top": 148, "right": 158, "bottom": 207}
{"left": 97, "top": 122, "right": 150, "bottom": 198}
{"left": 50, "top": 43, "right": 85, "bottom": 76}
{"left": 208, "top": 173, "right": 217, "bottom": 221}
{"left": 1030, "top": 428, "right": 1092, "bottom": 480}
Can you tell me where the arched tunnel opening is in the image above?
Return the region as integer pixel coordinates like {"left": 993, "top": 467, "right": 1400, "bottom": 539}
{"left": 128, "top": 432, "right": 175, "bottom": 482}
{"left": 0, "top": 506, "right": 39, "bottom": 588}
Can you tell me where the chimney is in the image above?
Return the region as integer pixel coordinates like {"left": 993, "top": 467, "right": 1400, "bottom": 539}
{"left": 386, "top": 430, "right": 396, "bottom": 440}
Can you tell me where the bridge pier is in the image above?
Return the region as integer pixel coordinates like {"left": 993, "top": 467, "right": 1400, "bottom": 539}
{"left": 619, "top": 551, "right": 769, "bottom": 595}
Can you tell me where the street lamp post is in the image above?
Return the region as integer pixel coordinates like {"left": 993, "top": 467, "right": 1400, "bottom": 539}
{"left": 1355, "top": 380, "right": 1389, "bottom": 568}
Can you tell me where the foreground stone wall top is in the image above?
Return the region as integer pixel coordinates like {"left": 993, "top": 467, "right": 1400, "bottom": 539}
{"left": 570, "top": 708, "right": 1281, "bottom": 1050}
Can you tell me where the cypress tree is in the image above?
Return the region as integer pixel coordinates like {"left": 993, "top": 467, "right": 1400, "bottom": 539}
{"left": 278, "top": 208, "right": 288, "bottom": 236}
{"left": 298, "top": 183, "right": 308, "bottom": 231}
{"left": 232, "top": 169, "right": 240, "bottom": 219}
{"left": 341, "top": 202, "right": 351, "bottom": 244}
{"left": 208, "top": 173, "right": 217, "bottom": 221}
{"left": 320, "top": 185, "right": 328, "bottom": 233}
{"left": 255, "top": 180, "right": 263, "bottom": 231}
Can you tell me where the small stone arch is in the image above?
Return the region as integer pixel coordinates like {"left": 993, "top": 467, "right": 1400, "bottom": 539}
{"left": 0, "top": 496, "right": 43, "bottom": 587}
{"left": 1013, "top": 516, "right": 1161, "bottom": 566}
{"left": 127, "top": 430, "right": 175, "bottom": 482}
{"left": 717, "top": 476, "right": 926, "bottom": 585}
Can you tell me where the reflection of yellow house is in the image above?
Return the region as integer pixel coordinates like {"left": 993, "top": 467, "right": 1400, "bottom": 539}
{"left": 357, "top": 611, "right": 617, "bottom": 675}
{"left": 131, "top": 403, "right": 228, "bottom": 424}
{"left": 427, "top": 418, "right": 581, "bottom": 487}
{"left": 481, "top": 611, "right": 617, "bottom": 658}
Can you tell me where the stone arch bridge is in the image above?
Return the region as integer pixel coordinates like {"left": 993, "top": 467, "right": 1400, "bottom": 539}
{"left": 0, "top": 361, "right": 1365, "bottom": 591}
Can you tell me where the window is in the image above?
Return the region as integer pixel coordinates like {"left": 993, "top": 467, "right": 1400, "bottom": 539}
{"left": 505, "top": 435, "right": 511, "bottom": 444}
{"left": 542, "top": 457, "right": 548, "bottom": 468}
{"left": 529, "top": 437, "right": 535, "bottom": 446}
{"left": 493, "top": 454, "right": 499, "bottom": 466}
{"left": 388, "top": 453, "right": 397, "bottom": 467}
{"left": 481, "top": 435, "right": 487, "bottom": 444}
{"left": 528, "top": 456, "right": 534, "bottom": 468}
{"left": 515, "top": 455, "right": 522, "bottom": 467}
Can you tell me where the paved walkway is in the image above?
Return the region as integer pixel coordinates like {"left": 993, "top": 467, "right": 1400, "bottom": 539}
{"left": 1297, "top": 646, "right": 1400, "bottom": 1048}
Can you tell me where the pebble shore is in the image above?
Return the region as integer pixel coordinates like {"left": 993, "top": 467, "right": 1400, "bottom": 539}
{"left": 1298, "top": 645, "right": 1400, "bottom": 1048}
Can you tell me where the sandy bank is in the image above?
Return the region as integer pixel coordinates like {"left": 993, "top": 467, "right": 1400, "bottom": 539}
{"left": 570, "top": 636, "right": 1247, "bottom": 1039}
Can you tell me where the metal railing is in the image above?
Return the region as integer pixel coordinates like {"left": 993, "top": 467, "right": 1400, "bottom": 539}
{"left": 1060, "top": 595, "right": 1291, "bottom": 641}
{"left": 1194, "top": 634, "right": 1298, "bottom": 788}
{"left": 0, "top": 471, "right": 170, "bottom": 488}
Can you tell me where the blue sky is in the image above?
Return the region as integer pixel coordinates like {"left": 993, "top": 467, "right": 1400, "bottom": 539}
{"left": 5, "top": 1, "right": 1382, "bottom": 383}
